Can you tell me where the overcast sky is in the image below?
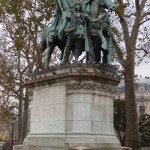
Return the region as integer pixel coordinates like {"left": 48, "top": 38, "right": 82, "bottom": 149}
{"left": 135, "top": 62, "right": 150, "bottom": 77}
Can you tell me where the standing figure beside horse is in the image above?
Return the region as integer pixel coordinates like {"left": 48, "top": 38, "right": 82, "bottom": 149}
{"left": 86, "top": 0, "right": 116, "bottom": 64}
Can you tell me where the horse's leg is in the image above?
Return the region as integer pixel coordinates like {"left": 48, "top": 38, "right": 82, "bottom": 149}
{"left": 94, "top": 48, "right": 101, "bottom": 63}
{"left": 59, "top": 51, "right": 64, "bottom": 62}
{"left": 85, "top": 35, "right": 95, "bottom": 63}
{"left": 74, "top": 38, "right": 84, "bottom": 63}
{"left": 93, "top": 38, "right": 101, "bottom": 63}
{"left": 58, "top": 41, "right": 65, "bottom": 62}
{"left": 44, "top": 42, "right": 55, "bottom": 69}
{"left": 107, "top": 35, "right": 113, "bottom": 65}
{"left": 86, "top": 52, "right": 89, "bottom": 62}
{"left": 60, "top": 36, "right": 72, "bottom": 64}
{"left": 40, "top": 28, "right": 47, "bottom": 52}
{"left": 98, "top": 29, "right": 107, "bottom": 50}
{"left": 107, "top": 41, "right": 113, "bottom": 65}
{"left": 102, "top": 49, "right": 108, "bottom": 64}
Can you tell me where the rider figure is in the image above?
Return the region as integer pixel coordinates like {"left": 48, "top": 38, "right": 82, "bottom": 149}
{"left": 60, "top": 1, "right": 95, "bottom": 64}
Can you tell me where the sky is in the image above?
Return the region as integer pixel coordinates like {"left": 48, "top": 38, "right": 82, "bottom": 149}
{"left": 135, "top": 61, "right": 150, "bottom": 77}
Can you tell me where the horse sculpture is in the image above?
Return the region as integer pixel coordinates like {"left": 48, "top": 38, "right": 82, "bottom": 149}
{"left": 39, "top": 4, "right": 67, "bottom": 69}
{"left": 40, "top": 27, "right": 67, "bottom": 68}
{"left": 40, "top": 0, "right": 83, "bottom": 68}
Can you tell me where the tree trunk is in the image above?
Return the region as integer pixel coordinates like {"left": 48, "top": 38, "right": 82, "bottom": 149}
{"left": 124, "top": 57, "right": 141, "bottom": 149}
{"left": 18, "top": 90, "right": 23, "bottom": 144}
{"left": 21, "top": 88, "right": 29, "bottom": 143}
{"left": 17, "top": 50, "right": 23, "bottom": 144}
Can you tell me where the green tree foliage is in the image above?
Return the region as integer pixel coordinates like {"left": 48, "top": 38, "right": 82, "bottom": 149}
{"left": 139, "top": 114, "right": 150, "bottom": 147}
{"left": 0, "top": 0, "right": 55, "bottom": 143}
{"left": 114, "top": 99, "right": 150, "bottom": 147}
{"left": 0, "top": 51, "right": 18, "bottom": 140}
{"left": 114, "top": 99, "right": 126, "bottom": 146}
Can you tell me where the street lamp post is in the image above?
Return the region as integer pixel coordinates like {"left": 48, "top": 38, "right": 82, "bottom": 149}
{"left": 10, "top": 115, "right": 16, "bottom": 150}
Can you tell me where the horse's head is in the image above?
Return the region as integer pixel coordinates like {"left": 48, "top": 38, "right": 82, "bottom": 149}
{"left": 101, "top": 0, "right": 117, "bottom": 11}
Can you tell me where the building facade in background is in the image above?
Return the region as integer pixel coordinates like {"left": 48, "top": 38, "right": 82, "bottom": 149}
{"left": 115, "top": 75, "right": 150, "bottom": 116}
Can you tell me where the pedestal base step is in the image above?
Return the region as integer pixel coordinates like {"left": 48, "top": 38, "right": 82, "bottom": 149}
{"left": 14, "top": 145, "right": 131, "bottom": 150}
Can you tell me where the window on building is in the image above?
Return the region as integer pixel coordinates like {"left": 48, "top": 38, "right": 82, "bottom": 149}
{"left": 139, "top": 102, "right": 145, "bottom": 117}
{"left": 140, "top": 110, "right": 145, "bottom": 117}
{"left": 140, "top": 93, "right": 144, "bottom": 99}
{"left": 139, "top": 86, "right": 145, "bottom": 91}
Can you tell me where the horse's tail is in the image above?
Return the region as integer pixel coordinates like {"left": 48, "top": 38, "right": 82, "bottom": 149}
{"left": 39, "top": 28, "right": 47, "bottom": 53}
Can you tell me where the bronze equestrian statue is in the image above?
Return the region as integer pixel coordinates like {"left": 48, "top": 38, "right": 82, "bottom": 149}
{"left": 40, "top": 0, "right": 116, "bottom": 68}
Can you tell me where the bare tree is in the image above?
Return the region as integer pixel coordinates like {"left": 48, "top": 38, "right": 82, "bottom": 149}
{"left": 113, "top": 0, "right": 150, "bottom": 149}
{"left": 0, "top": 0, "right": 55, "bottom": 143}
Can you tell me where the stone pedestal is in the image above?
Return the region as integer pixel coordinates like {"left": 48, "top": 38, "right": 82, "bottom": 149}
{"left": 14, "top": 64, "right": 122, "bottom": 150}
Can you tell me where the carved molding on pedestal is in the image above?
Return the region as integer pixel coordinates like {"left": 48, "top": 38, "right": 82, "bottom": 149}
{"left": 66, "top": 82, "right": 116, "bottom": 94}
{"left": 26, "top": 64, "right": 120, "bottom": 89}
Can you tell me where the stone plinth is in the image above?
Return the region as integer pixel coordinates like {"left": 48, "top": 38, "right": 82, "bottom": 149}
{"left": 14, "top": 64, "right": 122, "bottom": 150}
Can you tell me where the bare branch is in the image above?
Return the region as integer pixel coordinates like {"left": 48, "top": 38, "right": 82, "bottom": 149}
{"left": 136, "top": 48, "right": 149, "bottom": 54}
{"left": 112, "top": 36, "right": 125, "bottom": 67}
{"left": 125, "top": 13, "right": 136, "bottom": 18}
{"left": 135, "top": 0, "right": 140, "bottom": 12}
{"left": 142, "top": 12, "right": 150, "bottom": 19}
{"left": 139, "top": 18, "right": 150, "bottom": 26}
{"left": 141, "top": 0, "right": 148, "bottom": 10}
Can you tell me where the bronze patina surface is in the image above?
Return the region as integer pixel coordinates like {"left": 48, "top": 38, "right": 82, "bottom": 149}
{"left": 40, "top": 0, "right": 116, "bottom": 68}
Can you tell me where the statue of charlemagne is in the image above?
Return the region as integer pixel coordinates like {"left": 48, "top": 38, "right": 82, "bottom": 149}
{"left": 40, "top": 0, "right": 116, "bottom": 68}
